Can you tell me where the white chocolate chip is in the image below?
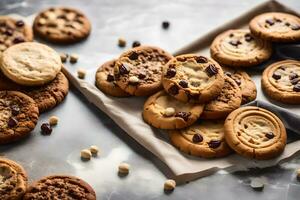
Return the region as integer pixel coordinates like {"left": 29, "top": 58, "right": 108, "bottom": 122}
{"left": 77, "top": 69, "right": 86, "bottom": 79}
{"left": 250, "top": 178, "right": 264, "bottom": 191}
{"left": 38, "top": 18, "right": 47, "bottom": 25}
{"left": 164, "top": 107, "right": 175, "bottom": 117}
{"left": 89, "top": 145, "right": 99, "bottom": 155}
{"left": 164, "top": 179, "right": 176, "bottom": 191}
{"left": 49, "top": 116, "right": 59, "bottom": 126}
{"left": 60, "top": 53, "right": 68, "bottom": 63}
{"left": 118, "top": 162, "right": 130, "bottom": 174}
{"left": 118, "top": 38, "right": 126, "bottom": 47}
{"left": 80, "top": 149, "right": 92, "bottom": 160}
{"left": 70, "top": 54, "right": 79, "bottom": 63}
{"left": 129, "top": 76, "right": 139, "bottom": 83}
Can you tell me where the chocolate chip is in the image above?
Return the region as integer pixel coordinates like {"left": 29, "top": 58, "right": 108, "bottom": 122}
{"left": 278, "top": 66, "right": 285, "bottom": 71}
{"left": 15, "top": 20, "right": 24, "bottom": 27}
{"left": 119, "top": 64, "right": 130, "bottom": 75}
{"left": 192, "top": 133, "right": 203, "bottom": 143}
{"left": 138, "top": 72, "right": 146, "bottom": 79}
{"left": 132, "top": 41, "right": 141, "bottom": 48}
{"left": 129, "top": 52, "right": 139, "bottom": 60}
{"left": 234, "top": 79, "right": 241, "bottom": 86}
{"left": 166, "top": 68, "right": 176, "bottom": 78}
{"left": 8, "top": 117, "right": 18, "bottom": 128}
{"left": 13, "top": 37, "right": 25, "bottom": 44}
{"left": 168, "top": 84, "right": 179, "bottom": 95}
{"left": 289, "top": 72, "right": 298, "bottom": 80}
{"left": 293, "top": 84, "right": 300, "bottom": 92}
{"left": 291, "top": 24, "right": 300, "bottom": 31}
{"left": 195, "top": 56, "right": 207, "bottom": 63}
{"left": 224, "top": 71, "right": 232, "bottom": 77}
{"left": 244, "top": 33, "right": 253, "bottom": 42}
{"left": 41, "top": 123, "right": 52, "bottom": 135}
{"left": 4, "top": 28, "right": 13, "bottom": 36}
{"left": 106, "top": 74, "right": 114, "bottom": 82}
{"left": 179, "top": 80, "right": 188, "bottom": 88}
{"left": 11, "top": 105, "right": 20, "bottom": 116}
{"left": 291, "top": 78, "right": 299, "bottom": 85}
{"left": 265, "top": 132, "right": 274, "bottom": 139}
{"left": 275, "top": 18, "right": 282, "bottom": 23}
{"left": 162, "top": 21, "right": 170, "bottom": 29}
{"left": 272, "top": 72, "right": 281, "bottom": 80}
{"left": 205, "top": 64, "right": 218, "bottom": 77}
{"left": 285, "top": 22, "right": 290, "bottom": 26}
{"left": 185, "top": 91, "right": 199, "bottom": 101}
{"left": 266, "top": 19, "right": 275, "bottom": 26}
{"left": 229, "top": 33, "right": 234, "bottom": 37}
{"left": 229, "top": 40, "right": 242, "bottom": 46}
{"left": 175, "top": 112, "right": 191, "bottom": 121}
{"left": 208, "top": 140, "right": 221, "bottom": 148}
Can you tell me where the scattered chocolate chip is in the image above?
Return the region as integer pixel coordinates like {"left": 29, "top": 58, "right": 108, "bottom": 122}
{"left": 106, "top": 74, "right": 114, "bottom": 82}
{"left": 4, "top": 28, "right": 13, "bottom": 36}
{"left": 166, "top": 68, "right": 176, "bottom": 78}
{"left": 291, "top": 24, "right": 300, "bottom": 31}
{"left": 41, "top": 123, "right": 52, "bottom": 135}
{"left": 244, "top": 33, "right": 253, "bottom": 42}
{"left": 138, "top": 72, "right": 146, "bottom": 79}
{"left": 179, "top": 80, "right": 188, "bottom": 88}
{"left": 289, "top": 72, "right": 298, "bottom": 80}
{"left": 168, "top": 84, "right": 179, "bottom": 95}
{"left": 229, "top": 40, "right": 242, "bottom": 46}
{"left": 11, "top": 105, "right": 20, "bottom": 116}
{"left": 265, "top": 132, "right": 274, "bottom": 139}
{"left": 15, "top": 20, "right": 24, "bottom": 27}
{"left": 8, "top": 117, "right": 18, "bottom": 128}
{"left": 293, "top": 84, "right": 300, "bottom": 92}
{"left": 129, "top": 52, "right": 139, "bottom": 60}
{"left": 118, "top": 38, "right": 126, "bottom": 47}
{"left": 205, "top": 64, "right": 218, "bottom": 77}
{"left": 195, "top": 56, "right": 207, "bottom": 63}
{"left": 162, "top": 21, "right": 170, "bottom": 29}
{"left": 119, "top": 64, "right": 130, "bottom": 75}
{"left": 265, "top": 18, "right": 275, "bottom": 26}
{"left": 192, "top": 133, "right": 203, "bottom": 143}
{"left": 175, "top": 112, "right": 191, "bottom": 121}
{"left": 208, "top": 140, "right": 221, "bottom": 148}
{"left": 132, "top": 41, "right": 141, "bottom": 48}
{"left": 291, "top": 78, "right": 299, "bottom": 85}
{"left": 13, "top": 37, "right": 25, "bottom": 44}
{"left": 272, "top": 72, "right": 281, "bottom": 80}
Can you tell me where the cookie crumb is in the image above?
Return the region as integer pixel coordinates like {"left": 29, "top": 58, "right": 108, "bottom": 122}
{"left": 60, "top": 53, "right": 68, "bottom": 63}
{"left": 118, "top": 38, "right": 126, "bottom": 47}
{"left": 90, "top": 145, "right": 99, "bottom": 155}
{"left": 164, "top": 179, "right": 176, "bottom": 191}
{"left": 70, "top": 54, "right": 79, "bottom": 63}
{"left": 129, "top": 76, "right": 139, "bottom": 84}
{"left": 132, "top": 41, "right": 141, "bottom": 48}
{"left": 49, "top": 116, "right": 59, "bottom": 126}
{"left": 77, "top": 68, "right": 86, "bottom": 79}
{"left": 118, "top": 162, "right": 130, "bottom": 174}
{"left": 41, "top": 123, "right": 52, "bottom": 135}
{"left": 162, "top": 21, "right": 170, "bottom": 29}
{"left": 80, "top": 149, "right": 92, "bottom": 160}
{"left": 250, "top": 178, "right": 264, "bottom": 191}
{"left": 164, "top": 107, "right": 175, "bottom": 117}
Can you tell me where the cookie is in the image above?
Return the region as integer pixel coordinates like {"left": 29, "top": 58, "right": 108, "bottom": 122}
{"left": 95, "top": 59, "right": 130, "bottom": 97}
{"left": 0, "top": 17, "right": 33, "bottom": 53}
{"left": 0, "top": 42, "right": 62, "bottom": 86}
{"left": 0, "top": 71, "right": 22, "bottom": 91}
{"left": 0, "top": 157, "right": 28, "bottom": 200}
{"left": 33, "top": 7, "right": 91, "bottom": 43}
{"left": 222, "top": 67, "right": 257, "bottom": 104}
{"left": 162, "top": 54, "right": 224, "bottom": 103}
{"left": 262, "top": 60, "right": 300, "bottom": 104}
{"left": 210, "top": 29, "right": 272, "bottom": 67}
{"left": 0, "top": 91, "right": 39, "bottom": 144}
{"left": 169, "top": 120, "right": 232, "bottom": 158}
{"left": 23, "top": 175, "right": 96, "bottom": 200}
{"left": 249, "top": 12, "right": 300, "bottom": 42}
{"left": 200, "top": 75, "right": 242, "bottom": 119}
{"left": 114, "top": 46, "right": 172, "bottom": 96}
{"left": 224, "top": 106, "right": 287, "bottom": 160}
{"left": 143, "top": 90, "right": 204, "bottom": 129}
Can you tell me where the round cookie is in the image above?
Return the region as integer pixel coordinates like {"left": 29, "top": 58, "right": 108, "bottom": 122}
{"left": 169, "top": 120, "right": 232, "bottom": 158}
{"left": 0, "top": 71, "right": 22, "bottom": 91}
{"left": 224, "top": 106, "right": 287, "bottom": 160}
{"left": 0, "top": 16, "right": 33, "bottom": 53}
{"left": 95, "top": 59, "right": 130, "bottom": 97}
{"left": 143, "top": 90, "right": 204, "bottom": 129}
{"left": 200, "top": 75, "right": 242, "bottom": 119}
{"left": 114, "top": 46, "right": 172, "bottom": 96}
{"left": 162, "top": 54, "right": 224, "bottom": 103}
{"left": 262, "top": 60, "right": 300, "bottom": 104}
{"left": 210, "top": 29, "right": 272, "bottom": 67}
{"left": 23, "top": 175, "right": 96, "bottom": 200}
{"left": 33, "top": 7, "right": 91, "bottom": 43}
{"left": 0, "top": 42, "right": 62, "bottom": 86}
{"left": 0, "top": 157, "right": 28, "bottom": 200}
{"left": 249, "top": 12, "right": 300, "bottom": 42}
{"left": 0, "top": 91, "right": 39, "bottom": 144}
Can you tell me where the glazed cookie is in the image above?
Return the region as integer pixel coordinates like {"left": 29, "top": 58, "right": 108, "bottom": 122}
{"left": 224, "top": 106, "right": 286, "bottom": 160}
{"left": 114, "top": 46, "right": 172, "bottom": 96}
{"left": 143, "top": 90, "right": 204, "bottom": 129}
{"left": 200, "top": 75, "right": 242, "bottom": 119}
{"left": 262, "top": 60, "right": 300, "bottom": 104}
{"left": 0, "top": 91, "right": 39, "bottom": 144}
{"left": 0, "top": 157, "right": 28, "bottom": 200}
{"left": 23, "top": 175, "right": 96, "bottom": 200}
{"left": 210, "top": 29, "right": 272, "bottom": 67}
{"left": 0, "top": 16, "right": 33, "bottom": 53}
{"left": 33, "top": 7, "right": 91, "bottom": 43}
{"left": 249, "top": 12, "right": 300, "bottom": 42}
{"left": 95, "top": 59, "right": 130, "bottom": 97}
{"left": 162, "top": 54, "right": 224, "bottom": 103}
{"left": 0, "top": 42, "right": 62, "bottom": 86}
{"left": 169, "top": 120, "right": 232, "bottom": 158}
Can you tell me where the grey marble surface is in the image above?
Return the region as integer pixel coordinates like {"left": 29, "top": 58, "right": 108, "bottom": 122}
{"left": 1, "top": 0, "right": 300, "bottom": 199}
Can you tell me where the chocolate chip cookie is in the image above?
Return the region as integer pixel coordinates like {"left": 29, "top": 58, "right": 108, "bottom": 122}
{"left": 210, "top": 29, "right": 272, "bottom": 67}
{"left": 224, "top": 106, "right": 286, "bottom": 160}
{"left": 114, "top": 46, "right": 172, "bottom": 96}
{"left": 249, "top": 12, "right": 300, "bottom": 42}
{"left": 169, "top": 120, "right": 232, "bottom": 158}
{"left": 162, "top": 54, "right": 224, "bottom": 103}
{"left": 0, "top": 91, "right": 39, "bottom": 144}
{"left": 23, "top": 175, "right": 96, "bottom": 200}
{"left": 33, "top": 7, "right": 91, "bottom": 43}
{"left": 0, "top": 16, "right": 33, "bottom": 53}
{"left": 143, "top": 90, "right": 204, "bottom": 129}
{"left": 0, "top": 157, "right": 28, "bottom": 200}
{"left": 262, "top": 60, "right": 300, "bottom": 104}
{"left": 95, "top": 59, "right": 130, "bottom": 97}
{"left": 200, "top": 75, "right": 242, "bottom": 119}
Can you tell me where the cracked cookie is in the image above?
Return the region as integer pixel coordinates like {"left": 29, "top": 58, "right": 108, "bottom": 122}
{"left": 210, "top": 29, "right": 272, "bottom": 67}
{"left": 95, "top": 59, "right": 130, "bottom": 97}
{"left": 200, "top": 75, "right": 242, "bottom": 119}
{"left": 0, "top": 16, "right": 33, "bottom": 53}
{"left": 169, "top": 120, "right": 232, "bottom": 158}
{"left": 23, "top": 175, "right": 96, "bottom": 200}
{"left": 162, "top": 54, "right": 224, "bottom": 103}
{"left": 114, "top": 46, "right": 172, "bottom": 96}
{"left": 0, "top": 91, "right": 39, "bottom": 144}
{"left": 0, "top": 157, "right": 28, "bottom": 200}
{"left": 33, "top": 7, "right": 91, "bottom": 43}
{"left": 0, "top": 42, "right": 62, "bottom": 86}
{"left": 143, "top": 90, "right": 204, "bottom": 129}
{"left": 224, "top": 106, "right": 286, "bottom": 160}
{"left": 249, "top": 12, "right": 300, "bottom": 42}
{"left": 262, "top": 60, "right": 300, "bottom": 104}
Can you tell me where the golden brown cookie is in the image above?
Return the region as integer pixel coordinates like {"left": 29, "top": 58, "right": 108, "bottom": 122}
{"left": 200, "top": 75, "right": 242, "bottom": 119}
{"left": 0, "top": 157, "right": 28, "bottom": 200}
{"left": 169, "top": 120, "right": 232, "bottom": 158}
{"left": 249, "top": 12, "right": 300, "bottom": 42}
{"left": 143, "top": 90, "right": 204, "bottom": 129}
{"left": 114, "top": 46, "right": 172, "bottom": 96}
{"left": 0, "top": 91, "right": 39, "bottom": 144}
{"left": 262, "top": 60, "right": 300, "bottom": 104}
{"left": 33, "top": 7, "right": 91, "bottom": 43}
{"left": 162, "top": 54, "right": 224, "bottom": 103}
{"left": 210, "top": 29, "right": 272, "bottom": 67}
{"left": 95, "top": 59, "right": 130, "bottom": 97}
{"left": 23, "top": 175, "right": 96, "bottom": 200}
{"left": 224, "top": 106, "right": 287, "bottom": 160}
